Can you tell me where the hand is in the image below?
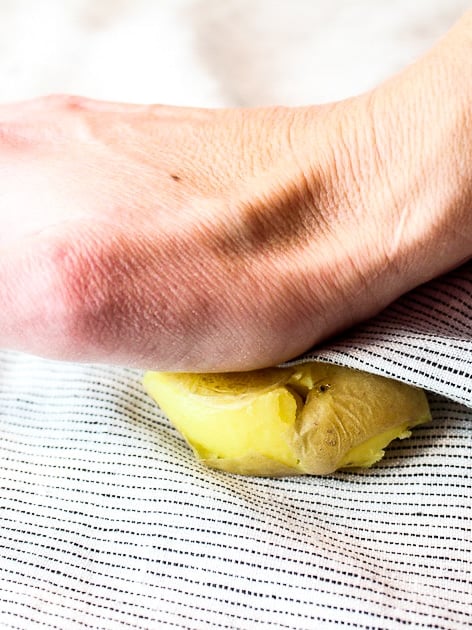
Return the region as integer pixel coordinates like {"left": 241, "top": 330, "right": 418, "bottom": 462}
{"left": 0, "top": 14, "right": 471, "bottom": 371}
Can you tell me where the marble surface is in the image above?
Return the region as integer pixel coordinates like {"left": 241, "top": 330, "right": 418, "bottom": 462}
{"left": 0, "top": 0, "right": 469, "bottom": 107}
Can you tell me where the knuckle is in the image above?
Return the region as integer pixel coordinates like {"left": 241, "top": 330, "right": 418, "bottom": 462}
{"left": 42, "top": 93, "right": 90, "bottom": 111}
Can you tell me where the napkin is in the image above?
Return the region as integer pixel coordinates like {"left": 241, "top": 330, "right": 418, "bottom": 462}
{"left": 292, "top": 263, "right": 472, "bottom": 406}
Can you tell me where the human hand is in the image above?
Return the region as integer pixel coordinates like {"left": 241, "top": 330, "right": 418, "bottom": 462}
{"left": 0, "top": 14, "right": 471, "bottom": 371}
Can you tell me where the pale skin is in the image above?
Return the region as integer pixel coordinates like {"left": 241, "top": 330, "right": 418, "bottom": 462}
{"left": 0, "top": 12, "right": 471, "bottom": 371}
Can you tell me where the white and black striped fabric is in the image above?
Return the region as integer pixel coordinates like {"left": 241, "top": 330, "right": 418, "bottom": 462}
{"left": 0, "top": 263, "right": 471, "bottom": 630}
{"left": 291, "top": 263, "right": 472, "bottom": 406}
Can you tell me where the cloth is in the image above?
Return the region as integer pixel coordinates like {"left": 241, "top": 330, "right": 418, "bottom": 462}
{"left": 292, "top": 264, "right": 472, "bottom": 407}
{"left": 0, "top": 1, "right": 471, "bottom": 629}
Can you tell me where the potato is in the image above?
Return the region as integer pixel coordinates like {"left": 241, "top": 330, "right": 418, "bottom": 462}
{"left": 143, "top": 363, "right": 431, "bottom": 476}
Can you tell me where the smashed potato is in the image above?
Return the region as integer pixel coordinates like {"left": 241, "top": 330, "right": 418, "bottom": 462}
{"left": 144, "top": 363, "right": 431, "bottom": 476}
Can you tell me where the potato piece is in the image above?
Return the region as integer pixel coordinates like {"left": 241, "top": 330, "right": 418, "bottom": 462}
{"left": 143, "top": 363, "right": 431, "bottom": 476}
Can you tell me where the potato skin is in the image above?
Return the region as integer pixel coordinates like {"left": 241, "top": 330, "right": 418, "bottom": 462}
{"left": 291, "top": 364, "right": 431, "bottom": 474}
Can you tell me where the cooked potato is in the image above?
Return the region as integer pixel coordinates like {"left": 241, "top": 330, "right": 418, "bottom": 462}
{"left": 143, "top": 362, "right": 431, "bottom": 476}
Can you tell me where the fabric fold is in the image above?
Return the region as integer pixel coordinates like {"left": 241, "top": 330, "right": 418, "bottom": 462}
{"left": 290, "top": 262, "right": 472, "bottom": 407}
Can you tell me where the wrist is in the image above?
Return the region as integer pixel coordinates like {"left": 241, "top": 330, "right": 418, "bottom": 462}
{"left": 362, "top": 33, "right": 472, "bottom": 283}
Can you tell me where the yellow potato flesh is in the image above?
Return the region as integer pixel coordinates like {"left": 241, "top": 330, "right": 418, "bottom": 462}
{"left": 143, "top": 363, "right": 431, "bottom": 476}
